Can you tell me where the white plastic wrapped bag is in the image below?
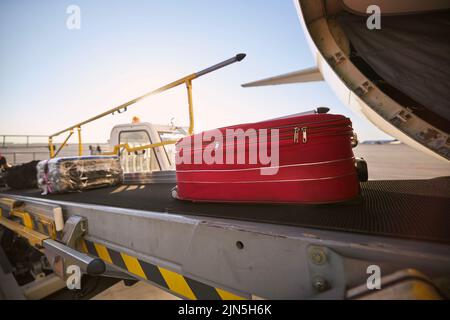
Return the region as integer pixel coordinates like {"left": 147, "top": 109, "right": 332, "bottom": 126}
{"left": 37, "top": 156, "right": 122, "bottom": 194}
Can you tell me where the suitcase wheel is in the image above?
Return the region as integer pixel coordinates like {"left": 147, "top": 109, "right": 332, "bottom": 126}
{"left": 355, "top": 158, "right": 368, "bottom": 182}
{"left": 171, "top": 186, "right": 179, "bottom": 200}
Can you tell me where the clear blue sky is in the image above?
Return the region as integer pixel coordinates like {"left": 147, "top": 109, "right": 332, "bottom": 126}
{"left": 0, "top": 0, "right": 391, "bottom": 143}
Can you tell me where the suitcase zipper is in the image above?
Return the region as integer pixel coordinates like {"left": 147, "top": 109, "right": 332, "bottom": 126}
{"left": 269, "top": 117, "right": 350, "bottom": 131}
{"left": 293, "top": 127, "right": 307, "bottom": 143}
{"left": 293, "top": 124, "right": 355, "bottom": 144}
{"left": 293, "top": 127, "right": 299, "bottom": 143}
{"left": 187, "top": 117, "right": 351, "bottom": 146}
{"left": 186, "top": 128, "right": 353, "bottom": 153}
{"left": 185, "top": 121, "right": 353, "bottom": 151}
{"left": 302, "top": 127, "right": 307, "bottom": 143}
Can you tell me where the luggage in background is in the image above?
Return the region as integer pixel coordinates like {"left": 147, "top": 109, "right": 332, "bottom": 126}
{"left": 37, "top": 156, "right": 123, "bottom": 194}
{"left": 4, "top": 160, "right": 40, "bottom": 190}
{"left": 174, "top": 112, "right": 363, "bottom": 204}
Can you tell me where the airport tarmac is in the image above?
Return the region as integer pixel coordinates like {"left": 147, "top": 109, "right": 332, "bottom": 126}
{"left": 91, "top": 143, "right": 450, "bottom": 300}
{"left": 353, "top": 143, "right": 450, "bottom": 180}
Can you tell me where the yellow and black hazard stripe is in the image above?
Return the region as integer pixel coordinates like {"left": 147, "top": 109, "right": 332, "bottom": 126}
{"left": 11, "top": 210, "right": 56, "bottom": 239}
{"left": 80, "top": 239, "right": 246, "bottom": 300}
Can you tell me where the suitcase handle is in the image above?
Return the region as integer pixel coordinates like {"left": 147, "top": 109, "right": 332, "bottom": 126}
{"left": 316, "top": 107, "right": 330, "bottom": 114}
{"left": 196, "top": 54, "right": 246, "bottom": 77}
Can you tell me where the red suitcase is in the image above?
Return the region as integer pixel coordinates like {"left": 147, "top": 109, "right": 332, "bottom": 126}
{"left": 174, "top": 112, "right": 361, "bottom": 204}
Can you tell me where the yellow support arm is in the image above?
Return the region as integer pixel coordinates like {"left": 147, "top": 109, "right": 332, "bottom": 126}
{"left": 186, "top": 80, "right": 194, "bottom": 136}
{"left": 102, "top": 140, "right": 179, "bottom": 156}
{"left": 53, "top": 130, "right": 74, "bottom": 158}
{"left": 0, "top": 216, "right": 48, "bottom": 248}
{"left": 77, "top": 127, "right": 83, "bottom": 156}
{"left": 47, "top": 54, "right": 246, "bottom": 154}
{"left": 48, "top": 137, "right": 55, "bottom": 158}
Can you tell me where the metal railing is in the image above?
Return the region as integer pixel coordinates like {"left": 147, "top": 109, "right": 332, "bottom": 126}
{"left": 0, "top": 152, "right": 49, "bottom": 165}
{"left": 1, "top": 135, "right": 49, "bottom": 148}
{"left": 47, "top": 54, "right": 246, "bottom": 158}
{"left": 0, "top": 144, "right": 111, "bottom": 165}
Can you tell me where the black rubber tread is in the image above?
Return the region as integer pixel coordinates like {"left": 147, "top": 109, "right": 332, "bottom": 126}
{"left": 2, "top": 177, "right": 449, "bottom": 244}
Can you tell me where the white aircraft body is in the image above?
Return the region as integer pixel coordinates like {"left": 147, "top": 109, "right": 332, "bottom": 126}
{"left": 243, "top": 0, "right": 450, "bottom": 162}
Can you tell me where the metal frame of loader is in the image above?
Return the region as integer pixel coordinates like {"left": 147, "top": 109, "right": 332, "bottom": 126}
{"left": 1, "top": 193, "right": 449, "bottom": 300}
{"left": 0, "top": 54, "right": 448, "bottom": 300}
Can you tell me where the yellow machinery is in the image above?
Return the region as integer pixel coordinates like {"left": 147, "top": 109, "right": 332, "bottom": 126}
{"left": 48, "top": 54, "right": 246, "bottom": 158}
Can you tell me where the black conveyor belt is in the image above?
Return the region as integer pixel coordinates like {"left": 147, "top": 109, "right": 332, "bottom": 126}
{"left": 2, "top": 177, "right": 450, "bottom": 244}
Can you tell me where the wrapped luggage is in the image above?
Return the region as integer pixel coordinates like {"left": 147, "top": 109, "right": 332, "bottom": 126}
{"left": 4, "top": 160, "right": 40, "bottom": 190}
{"left": 37, "top": 156, "right": 122, "bottom": 194}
